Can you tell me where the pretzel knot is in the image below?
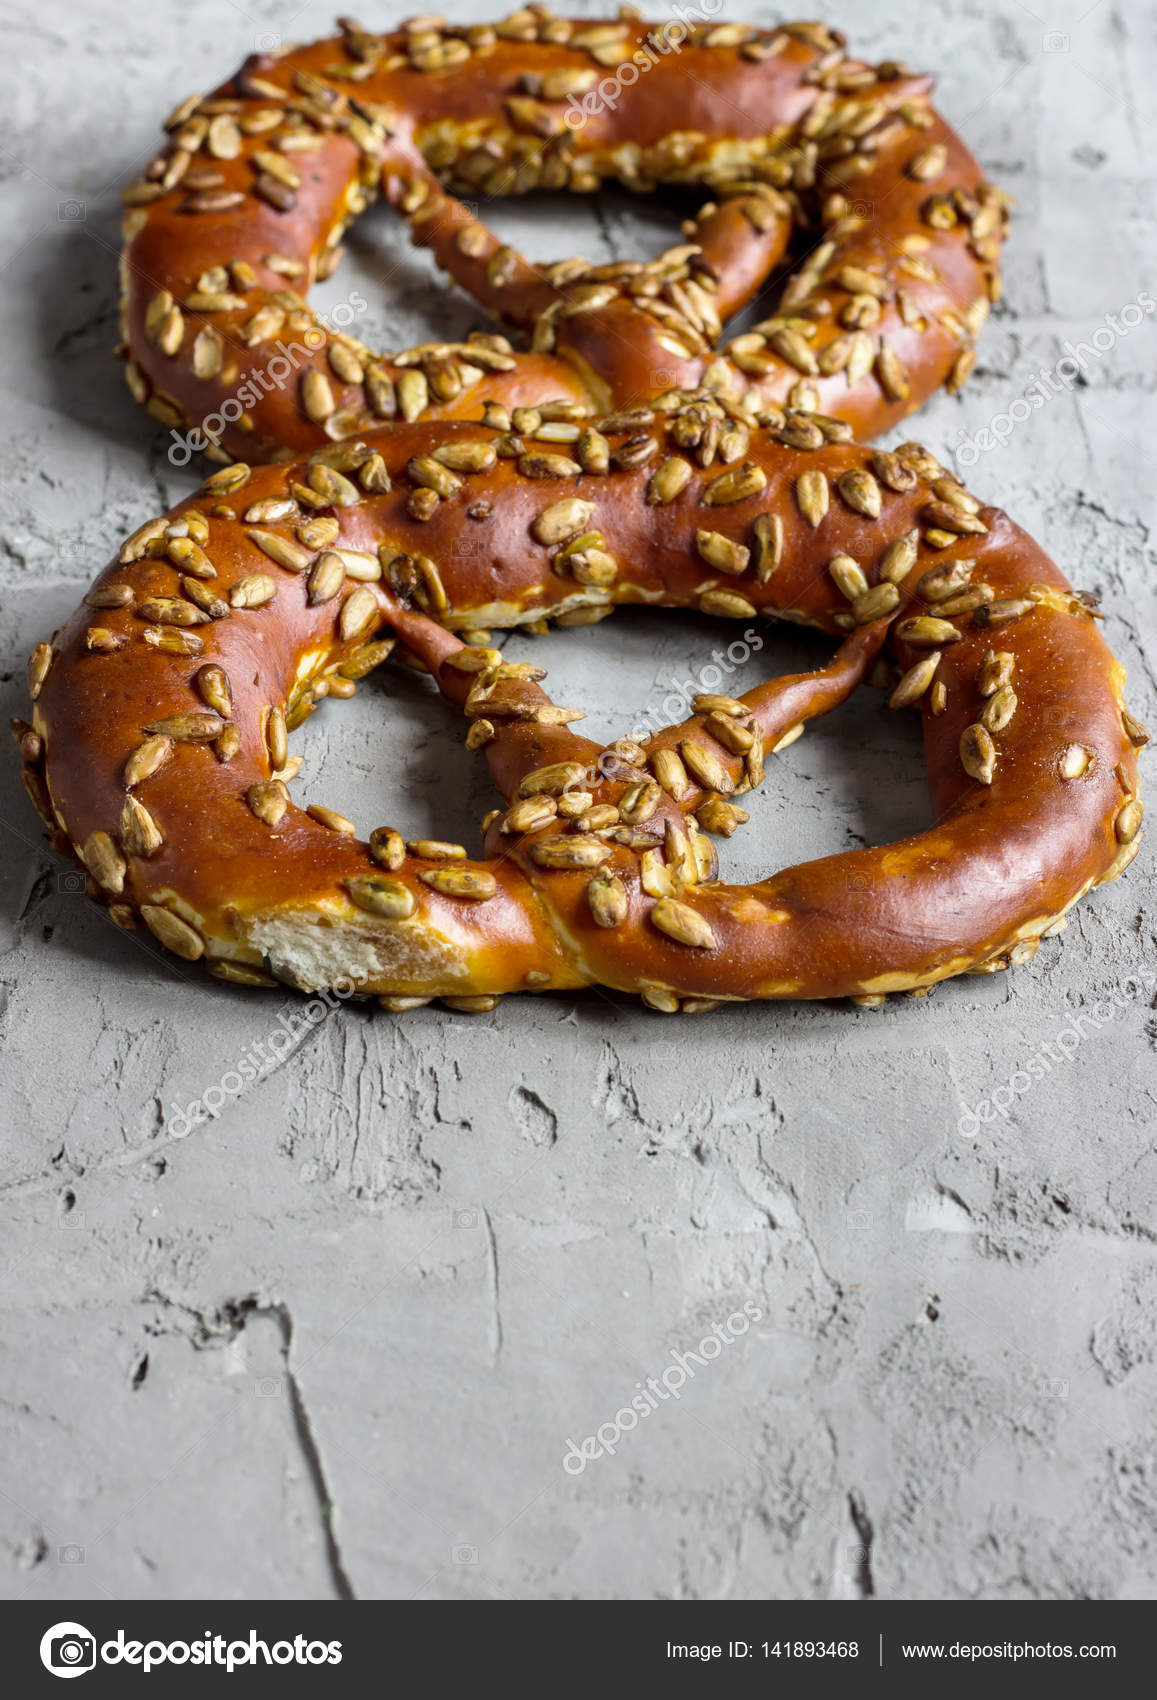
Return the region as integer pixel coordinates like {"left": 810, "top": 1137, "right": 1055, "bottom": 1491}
{"left": 17, "top": 14, "right": 1147, "bottom": 1010}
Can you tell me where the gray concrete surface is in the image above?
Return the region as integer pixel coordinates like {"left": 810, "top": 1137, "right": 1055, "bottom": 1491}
{"left": 1, "top": 0, "right": 1156, "bottom": 1601}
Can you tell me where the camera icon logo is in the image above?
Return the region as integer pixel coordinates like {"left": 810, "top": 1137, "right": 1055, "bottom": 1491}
{"left": 57, "top": 871, "right": 88, "bottom": 896}
{"left": 58, "top": 200, "right": 86, "bottom": 221}
{"left": 255, "top": 1377, "right": 283, "bottom": 1396}
{"left": 1043, "top": 32, "right": 1069, "bottom": 52}
{"left": 453, "top": 1209, "right": 479, "bottom": 1229}
{"left": 40, "top": 1622, "right": 96, "bottom": 1678}
{"left": 453, "top": 1544, "right": 478, "bottom": 1564}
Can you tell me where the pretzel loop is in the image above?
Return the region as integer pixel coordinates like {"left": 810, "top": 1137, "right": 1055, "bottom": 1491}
{"left": 17, "top": 14, "right": 1146, "bottom": 1011}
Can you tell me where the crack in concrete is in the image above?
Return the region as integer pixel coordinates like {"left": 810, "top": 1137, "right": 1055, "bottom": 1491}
{"left": 145, "top": 1291, "right": 356, "bottom": 1599}
{"left": 482, "top": 1208, "right": 504, "bottom": 1364}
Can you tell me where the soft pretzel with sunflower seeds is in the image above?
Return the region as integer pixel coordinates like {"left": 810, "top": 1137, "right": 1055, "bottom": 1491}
{"left": 19, "top": 419, "right": 1147, "bottom": 1009}
{"left": 117, "top": 13, "right": 1008, "bottom": 458}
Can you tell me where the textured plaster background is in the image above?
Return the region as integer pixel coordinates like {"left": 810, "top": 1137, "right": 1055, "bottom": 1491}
{"left": 1, "top": 0, "right": 1156, "bottom": 1601}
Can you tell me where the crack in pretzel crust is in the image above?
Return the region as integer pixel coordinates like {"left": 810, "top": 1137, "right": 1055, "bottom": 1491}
{"left": 16, "top": 12, "right": 1147, "bottom": 1012}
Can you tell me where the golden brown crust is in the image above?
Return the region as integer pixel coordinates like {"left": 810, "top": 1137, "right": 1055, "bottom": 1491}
{"left": 23, "top": 418, "right": 1145, "bottom": 1006}
{"left": 18, "top": 13, "right": 1145, "bottom": 1011}
{"left": 118, "top": 17, "right": 1007, "bottom": 459}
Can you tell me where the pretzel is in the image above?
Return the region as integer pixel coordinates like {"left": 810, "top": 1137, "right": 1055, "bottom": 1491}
{"left": 19, "top": 418, "right": 1147, "bottom": 1010}
{"left": 118, "top": 13, "right": 1009, "bottom": 459}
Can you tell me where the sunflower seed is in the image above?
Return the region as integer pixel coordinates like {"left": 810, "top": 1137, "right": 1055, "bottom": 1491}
{"left": 85, "top": 627, "right": 126, "bottom": 652}
{"left": 263, "top": 706, "right": 287, "bottom": 770}
{"left": 244, "top": 497, "right": 298, "bottom": 526}
{"left": 981, "top": 685, "right": 1018, "bottom": 733}
{"left": 1122, "top": 709, "right": 1150, "bottom": 748}
{"left": 420, "top": 867, "right": 497, "bottom": 899}
{"left": 304, "top": 804, "right": 356, "bottom": 835}
{"left": 117, "top": 518, "right": 165, "bottom": 567}
{"left": 875, "top": 342, "right": 910, "bottom": 401}
{"left": 397, "top": 369, "right": 429, "bottom": 422}
{"left": 203, "top": 463, "right": 250, "bottom": 496}
{"left": 972, "top": 598, "right": 1034, "bottom": 628}
{"left": 1060, "top": 742, "right": 1098, "bottom": 779}
{"left": 178, "top": 579, "right": 227, "bottom": 619}
{"left": 294, "top": 517, "right": 337, "bottom": 554}
{"left": 574, "top": 427, "right": 609, "bottom": 473}
{"left": 120, "top": 793, "right": 164, "bottom": 858}
{"left": 896, "top": 616, "right": 961, "bottom": 647}
{"left": 922, "top": 500, "right": 987, "bottom": 536}
{"left": 230, "top": 573, "right": 277, "bottom": 609}
{"left": 837, "top": 468, "right": 882, "bottom": 518}
{"left": 532, "top": 498, "right": 595, "bottom": 546}
{"left": 84, "top": 582, "right": 134, "bottom": 610}
{"left": 518, "top": 761, "right": 587, "bottom": 798}
{"left": 907, "top": 143, "right": 948, "bottom": 181}
{"left": 648, "top": 747, "right": 689, "bottom": 800}
{"left": 960, "top": 723, "right": 996, "bottom": 784}
{"left": 528, "top": 834, "right": 612, "bottom": 869}
{"left": 555, "top": 793, "right": 594, "bottom": 820}
{"left": 405, "top": 840, "right": 466, "bottom": 863}
{"left": 303, "top": 551, "right": 342, "bottom": 605}
{"left": 918, "top": 558, "right": 975, "bottom": 601}
{"left": 246, "top": 529, "right": 312, "bottom": 573}
{"left": 704, "top": 713, "right": 753, "bottom": 755}
{"left": 702, "top": 462, "right": 767, "bottom": 506}
{"left": 82, "top": 830, "right": 126, "bottom": 894}
{"left": 617, "top": 780, "right": 661, "bottom": 825}
{"left": 792, "top": 470, "right": 828, "bottom": 527}
{"left": 871, "top": 451, "right": 918, "bottom": 495}
{"left": 518, "top": 452, "right": 582, "bottom": 479}
{"left": 364, "top": 828, "right": 404, "bottom": 872}
{"left": 695, "top": 529, "right": 750, "bottom": 575}
{"left": 195, "top": 665, "right": 232, "bottom": 717}
{"left": 345, "top": 875, "right": 416, "bottom": 918}
{"left": 246, "top": 779, "right": 289, "bottom": 826}
{"left": 699, "top": 588, "right": 757, "bottom": 618}
{"left": 642, "top": 456, "right": 690, "bottom": 505}
{"left": 651, "top": 896, "right": 716, "bottom": 949}
{"left": 585, "top": 870, "right": 627, "bottom": 927}
{"left": 829, "top": 553, "right": 869, "bottom": 600}
{"left": 27, "top": 643, "right": 53, "bottom": 699}
{"left": 300, "top": 370, "right": 335, "bottom": 422}
{"left": 124, "top": 734, "right": 173, "bottom": 787}
{"left": 680, "top": 738, "right": 733, "bottom": 795}
{"left": 854, "top": 582, "right": 901, "bottom": 624}
{"left": 502, "top": 796, "right": 558, "bottom": 835}
{"left": 339, "top": 587, "right": 378, "bottom": 640}
{"left": 144, "top": 712, "right": 223, "bottom": 741}
{"left": 141, "top": 904, "right": 203, "bottom": 959}
{"left": 977, "top": 650, "right": 1014, "bottom": 696}
{"left": 1115, "top": 798, "right": 1143, "bottom": 843}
